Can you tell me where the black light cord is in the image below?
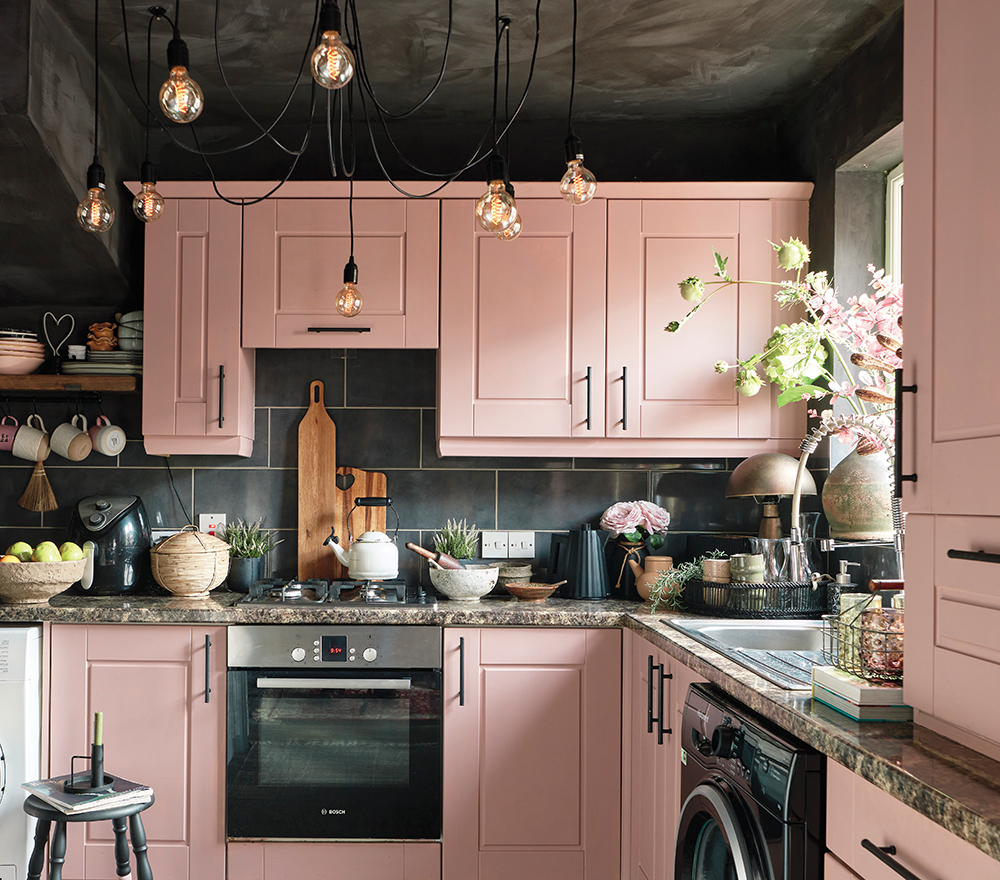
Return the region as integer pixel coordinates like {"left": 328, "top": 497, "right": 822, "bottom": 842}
{"left": 92, "top": 0, "right": 100, "bottom": 164}
{"left": 567, "top": 0, "right": 578, "bottom": 136}
{"left": 144, "top": 15, "right": 155, "bottom": 160}
{"left": 163, "top": 458, "right": 192, "bottom": 524}
{"left": 491, "top": 0, "right": 500, "bottom": 151}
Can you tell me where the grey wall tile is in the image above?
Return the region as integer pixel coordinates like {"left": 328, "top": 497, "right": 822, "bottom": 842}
{"left": 347, "top": 350, "right": 436, "bottom": 407}
{"left": 498, "top": 470, "right": 648, "bottom": 531}
{"left": 255, "top": 349, "right": 347, "bottom": 408}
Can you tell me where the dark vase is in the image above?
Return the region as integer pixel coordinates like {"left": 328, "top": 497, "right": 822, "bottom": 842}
{"left": 227, "top": 555, "right": 266, "bottom": 593}
{"left": 606, "top": 536, "right": 647, "bottom": 601}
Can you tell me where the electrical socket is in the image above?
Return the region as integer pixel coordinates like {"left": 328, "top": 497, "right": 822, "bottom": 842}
{"left": 480, "top": 530, "right": 509, "bottom": 558}
{"left": 198, "top": 514, "right": 226, "bottom": 536}
{"left": 508, "top": 531, "right": 535, "bottom": 558}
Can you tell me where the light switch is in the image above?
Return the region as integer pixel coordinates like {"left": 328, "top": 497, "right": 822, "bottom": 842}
{"left": 508, "top": 531, "right": 535, "bottom": 558}
{"left": 480, "top": 531, "right": 509, "bottom": 558}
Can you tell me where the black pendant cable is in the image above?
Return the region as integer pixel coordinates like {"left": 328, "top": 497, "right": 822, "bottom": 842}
{"left": 76, "top": 0, "right": 115, "bottom": 233}
{"left": 133, "top": 11, "right": 166, "bottom": 222}
{"left": 497, "top": 19, "right": 522, "bottom": 240}
{"left": 559, "top": 0, "right": 596, "bottom": 205}
{"left": 334, "top": 80, "right": 362, "bottom": 318}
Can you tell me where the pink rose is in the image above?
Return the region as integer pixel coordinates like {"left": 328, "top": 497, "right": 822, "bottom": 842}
{"left": 636, "top": 501, "right": 670, "bottom": 535}
{"left": 599, "top": 501, "right": 670, "bottom": 537}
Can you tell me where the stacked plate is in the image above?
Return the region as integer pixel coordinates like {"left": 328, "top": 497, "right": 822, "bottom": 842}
{"left": 62, "top": 350, "right": 143, "bottom": 375}
{"left": 0, "top": 328, "right": 46, "bottom": 374}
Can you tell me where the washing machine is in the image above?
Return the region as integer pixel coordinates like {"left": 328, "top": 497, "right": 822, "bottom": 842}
{"left": 675, "top": 683, "right": 824, "bottom": 880}
{"left": 0, "top": 626, "right": 42, "bottom": 880}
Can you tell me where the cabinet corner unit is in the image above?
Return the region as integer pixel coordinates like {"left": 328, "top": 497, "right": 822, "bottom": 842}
{"left": 437, "top": 182, "right": 813, "bottom": 458}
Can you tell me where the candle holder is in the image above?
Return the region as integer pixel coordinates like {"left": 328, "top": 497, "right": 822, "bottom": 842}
{"left": 63, "top": 750, "right": 114, "bottom": 793}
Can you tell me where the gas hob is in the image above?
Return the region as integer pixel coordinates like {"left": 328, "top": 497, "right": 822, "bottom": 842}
{"left": 237, "top": 578, "right": 435, "bottom": 607}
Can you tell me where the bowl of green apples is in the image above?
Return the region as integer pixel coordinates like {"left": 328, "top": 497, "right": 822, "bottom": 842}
{"left": 0, "top": 541, "right": 86, "bottom": 604}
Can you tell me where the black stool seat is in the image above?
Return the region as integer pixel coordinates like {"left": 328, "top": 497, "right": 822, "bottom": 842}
{"left": 23, "top": 793, "right": 155, "bottom": 880}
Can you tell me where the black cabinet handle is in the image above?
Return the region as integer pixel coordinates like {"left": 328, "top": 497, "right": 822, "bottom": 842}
{"left": 218, "top": 365, "right": 225, "bottom": 428}
{"left": 657, "top": 664, "right": 672, "bottom": 743}
{"left": 646, "top": 655, "right": 672, "bottom": 743}
{"left": 585, "top": 366, "right": 592, "bottom": 430}
{"left": 647, "top": 655, "right": 655, "bottom": 734}
{"left": 204, "top": 634, "right": 212, "bottom": 704}
{"left": 893, "top": 368, "right": 918, "bottom": 498}
{"left": 459, "top": 637, "right": 465, "bottom": 707}
{"left": 307, "top": 326, "right": 372, "bottom": 333}
{"left": 947, "top": 548, "right": 1000, "bottom": 565}
{"left": 861, "top": 839, "right": 940, "bottom": 880}
{"left": 621, "top": 367, "right": 628, "bottom": 431}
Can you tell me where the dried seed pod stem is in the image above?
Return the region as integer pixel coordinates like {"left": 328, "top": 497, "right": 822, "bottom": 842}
{"left": 850, "top": 352, "right": 895, "bottom": 372}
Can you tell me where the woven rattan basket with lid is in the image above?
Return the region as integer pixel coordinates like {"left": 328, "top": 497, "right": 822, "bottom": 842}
{"left": 151, "top": 526, "right": 230, "bottom": 597}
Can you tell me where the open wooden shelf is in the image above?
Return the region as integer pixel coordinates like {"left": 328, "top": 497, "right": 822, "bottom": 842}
{"left": 0, "top": 374, "right": 138, "bottom": 392}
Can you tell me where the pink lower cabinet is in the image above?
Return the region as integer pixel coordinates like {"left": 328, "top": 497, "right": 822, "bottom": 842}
{"left": 142, "top": 198, "right": 255, "bottom": 456}
{"left": 442, "top": 628, "right": 621, "bottom": 880}
{"left": 241, "top": 198, "right": 439, "bottom": 349}
{"left": 227, "top": 841, "right": 440, "bottom": 880}
{"left": 48, "top": 625, "right": 226, "bottom": 880}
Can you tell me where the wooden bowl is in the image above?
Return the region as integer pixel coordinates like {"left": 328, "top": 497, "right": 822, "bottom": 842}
{"left": 504, "top": 582, "right": 559, "bottom": 602}
{"left": 0, "top": 559, "right": 85, "bottom": 604}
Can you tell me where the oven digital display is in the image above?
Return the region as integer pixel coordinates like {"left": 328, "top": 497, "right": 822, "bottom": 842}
{"left": 320, "top": 634, "right": 348, "bottom": 661}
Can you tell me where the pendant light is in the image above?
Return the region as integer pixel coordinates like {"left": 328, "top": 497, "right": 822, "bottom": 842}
{"left": 336, "top": 179, "right": 363, "bottom": 316}
{"left": 476, "top": 154, "right": 518, "bottom": 234}
{"left": 133, "top": 10, "right": 166, "bottom": 223}
{"left": 159, "top": 1, "right": 204, "bottom": 123}
{"left": 494, "top": 183, "right": 523, "bottom": 240}
{"left": 311, "top": 0, "right": 356, "bottom": 90}
{"left": 77, "top": 0, "right": 114, "bottom": 233}
{"left": 558, "top": 0, "right": 597, "bottom": 206}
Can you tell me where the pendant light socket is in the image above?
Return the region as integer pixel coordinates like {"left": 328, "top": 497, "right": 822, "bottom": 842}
{"left": 166, "top": 32, "right": 190, "bottom": 70}
{"left": 564, "top": 134, "right": 584, "bottom": 163}
{"left": 140, "top": 160, "right": 158, "bottom": 185}
{"left": 318, "top": 0, "right": 344, "bottom": 36}
{"left": 486, "top": 153, "right": 508, "bottom": 184}
{"left": 343, "top": 257, "right": 359, "bottom": 285}
{"left": 86, "top": 161, "right": 107, "bottom": 191}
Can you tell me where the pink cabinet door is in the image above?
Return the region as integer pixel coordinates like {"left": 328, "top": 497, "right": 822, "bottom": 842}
{"left": 242, "top": 198, "right": 439, "bottom": 349}
{"left": 606, "top": 199, "right": 808, "bottom": 441}
{"left": 142, "top": 198, "right": 254, "bottom": 456}
{"left": 439, "top": 199, "right": 608, "bottom": 440}
{"left": 49, "top": 625, "right": 226, "bottom": 880}
{"left": 442, "top": 628, "right": 621, "bottom": 880}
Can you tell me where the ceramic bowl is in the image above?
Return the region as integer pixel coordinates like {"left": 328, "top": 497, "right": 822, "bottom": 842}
{"left": 429, "top": 564, "right": 500, "bottom": 601}
{"left": 0, "top": 559, "right": 85, "bottom": 604}
{"left": 0, "top": 353, "right": 45, "bottom": 375}
{"left": 504, "top": 582, "right": 559, "bottom": 602}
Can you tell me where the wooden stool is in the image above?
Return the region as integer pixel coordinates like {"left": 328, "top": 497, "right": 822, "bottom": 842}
{"left": 23, "top": 793, "right": 155, "bottom": 880}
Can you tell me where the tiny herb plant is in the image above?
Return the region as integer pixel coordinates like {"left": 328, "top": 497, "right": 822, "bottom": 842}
{"left": 217, "top": 519, "right": 283, "bottom": 558}
{"left": 648, "top": 550, "right": 726, "bottom": 612}
{"left": 433, "top": 518, "right": 480, "bottom": 560}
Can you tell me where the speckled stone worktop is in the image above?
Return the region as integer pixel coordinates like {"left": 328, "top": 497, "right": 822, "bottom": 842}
{"left": 3, "top": 593, "right": 1000, "bottom": 862}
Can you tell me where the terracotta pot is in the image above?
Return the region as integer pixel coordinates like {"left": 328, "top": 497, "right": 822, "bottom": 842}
{"left": 627, "top": 556, "right": 673, "bottom": 603}
{"left": 821, "top": 448, "right": 893, "bottom": 540}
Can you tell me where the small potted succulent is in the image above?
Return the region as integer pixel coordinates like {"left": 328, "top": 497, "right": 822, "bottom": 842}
{"left": 217, "top": 519, "right": 282, "bottom": 592}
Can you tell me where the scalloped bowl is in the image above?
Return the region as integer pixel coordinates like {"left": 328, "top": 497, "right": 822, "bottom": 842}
{"left": 429, "top": 564, "right": 500, "bottom": 601}
{"left": 0, "top": 559, "right": 85, "bottom": 604}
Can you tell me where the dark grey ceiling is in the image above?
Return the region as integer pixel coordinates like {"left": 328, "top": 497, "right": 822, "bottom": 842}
{"left": 59, "top": 0, "right": 903, "bottom": 126}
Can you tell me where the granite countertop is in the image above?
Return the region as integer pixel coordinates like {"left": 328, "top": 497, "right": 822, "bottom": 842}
{"left": 2, "top": 592, "right": 999, "bottom": 861}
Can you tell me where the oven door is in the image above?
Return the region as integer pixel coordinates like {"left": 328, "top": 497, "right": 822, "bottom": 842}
{"left": 226, "top": 667, "right": 442, "bottom": 841}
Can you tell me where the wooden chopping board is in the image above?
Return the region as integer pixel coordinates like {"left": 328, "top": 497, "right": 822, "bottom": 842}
{"left": 297, "top": 380, "right": 389, "bottom": 580}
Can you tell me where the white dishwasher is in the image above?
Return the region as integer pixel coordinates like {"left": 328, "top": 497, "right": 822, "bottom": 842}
{"left": 0, "top": 626, "right": 42, "bottom": 880}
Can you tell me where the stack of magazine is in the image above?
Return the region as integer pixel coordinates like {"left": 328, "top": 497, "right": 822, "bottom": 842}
{"left": 811, "top": 665, "right": 912, "bottom": 722}
{"left": 22, "top": 773, "right": 153, "bottom": 815}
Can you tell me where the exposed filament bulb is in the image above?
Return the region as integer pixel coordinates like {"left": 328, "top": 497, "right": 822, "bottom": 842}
{"left": 311, "top": 30, "right": 355, "bottom": 89}
{"left": 475, "top": 181, "right": 518, "bottom": 234}
{"left": 560, "top": 158, "right": 597, "bottom": 206}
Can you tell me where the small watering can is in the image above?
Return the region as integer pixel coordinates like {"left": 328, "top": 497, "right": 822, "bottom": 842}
{"left": 324, "top": 498, "right": 400, "bottom": 580}
{"left": 627, "top": 556, "right": 673, "bottom": 603}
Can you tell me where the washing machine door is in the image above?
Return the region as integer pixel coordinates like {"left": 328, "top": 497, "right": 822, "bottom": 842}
{"left": 675, "top": 779, "right": 772, "bottom": 880}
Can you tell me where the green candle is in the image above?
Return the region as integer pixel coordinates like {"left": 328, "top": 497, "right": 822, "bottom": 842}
{"left": 93, "top": 711, "right": 103, "bottom": 746}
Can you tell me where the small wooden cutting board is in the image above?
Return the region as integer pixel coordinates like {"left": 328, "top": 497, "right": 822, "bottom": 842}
{"left": 298, "top": 380, "right": 338, "bottom": 580}
{"left": 331, "top": 466, "right": 389, "bottom": 579}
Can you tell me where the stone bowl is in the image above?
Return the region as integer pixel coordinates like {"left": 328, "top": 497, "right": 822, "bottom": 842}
{"left": 0, "top": 559, "right": 86, "bottom": 604}
{"left": 429, "top": 564, "right": 500, "bottom": 601}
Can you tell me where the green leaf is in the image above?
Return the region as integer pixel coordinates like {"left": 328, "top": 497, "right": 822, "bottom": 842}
{"left": 623, "top": 530, "right": 642, "bottom": 543}
{"left": 648, "top": 534, "right": 665, "bottom": 550}
{"left": 776, "top": 384, "right": 828, "bottom": 407}
{"left": 713, "top": 250, "right": 731, "bottom": 281}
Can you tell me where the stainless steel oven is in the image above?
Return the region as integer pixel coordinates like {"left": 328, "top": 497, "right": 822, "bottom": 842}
{"left": 226, "top": 625, "right": 442, "bottom": 841}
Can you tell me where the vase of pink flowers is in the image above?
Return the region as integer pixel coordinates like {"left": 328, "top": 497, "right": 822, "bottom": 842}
{"left": 600, "top": 501, "right": 671, "bottom": 601}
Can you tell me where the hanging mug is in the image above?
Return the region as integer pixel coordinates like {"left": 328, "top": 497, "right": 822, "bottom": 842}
{"left": 88, "top": 415, "right": 126, "bottom": 456}
{"left": 51, "top": 414, "right": 93, "bottom": 461}
{"left": 0, "top": 415, "right": 19, "bottom": 453}
{"left": 12, "top": 414, "right": 50, "bottom": 461}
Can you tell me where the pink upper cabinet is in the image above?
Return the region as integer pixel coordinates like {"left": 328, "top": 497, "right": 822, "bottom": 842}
{"left": 242, "top": 198, "right": 439, "bottom": 349}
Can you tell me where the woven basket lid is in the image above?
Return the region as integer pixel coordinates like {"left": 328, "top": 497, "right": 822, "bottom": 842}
{"left": 153, "top": 526, "right": 230, "bottom": 555}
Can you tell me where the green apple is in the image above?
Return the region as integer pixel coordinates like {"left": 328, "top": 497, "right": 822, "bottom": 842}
{"left": 31, "top": 542, "right": 61, "bottom": 563}
{"left": 6, "top": 541, "right": 33, "bottom": 562}
{"left": 59, "top": 541, "right": 84, "bottom": 561}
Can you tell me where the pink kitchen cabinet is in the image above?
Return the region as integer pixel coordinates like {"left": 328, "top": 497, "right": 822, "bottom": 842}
{"left": 227, "top": 840, "right": 440, "bottom": 880}
{"left": 437, "top": 183, "right": 811, "bottom": 457}
{"left": 142, "top": 197, "right": 255, "bottom": 456}
{"left": 442, "top": 627, "right": 621, "bottom": 880}
{"left": 48, "top": 624, "right": 226, "bottom": 880}
{"left": 241, "top": 198, "right": 439, "bottom": 349}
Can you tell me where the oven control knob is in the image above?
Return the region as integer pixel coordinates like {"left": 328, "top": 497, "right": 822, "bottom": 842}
{"left": 290, "top": 647, "right": 306, "bottom": 662}
{"left": 711, "top": 724, "right": 737, "bottom": 757}
{"left": 362, "top": 647, "right": 377, "bottom": 662}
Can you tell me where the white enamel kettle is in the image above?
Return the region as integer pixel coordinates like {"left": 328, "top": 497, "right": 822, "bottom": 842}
{"left": 324, "top": 498, "right": 400, "bottom": 579}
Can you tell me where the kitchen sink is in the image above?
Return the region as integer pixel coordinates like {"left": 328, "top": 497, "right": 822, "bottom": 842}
{"left": 664, "top": 618, "right": 828, "bottom": 690}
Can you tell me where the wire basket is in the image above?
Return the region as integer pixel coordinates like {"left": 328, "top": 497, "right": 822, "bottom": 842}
{"left": 822, "top": 597, "right": 904, "bottom": 682}
{"left": 683, "top": 579, "right": 832, "bottom": 619}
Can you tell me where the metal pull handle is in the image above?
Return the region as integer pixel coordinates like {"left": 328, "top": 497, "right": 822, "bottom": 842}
{"left": 459, "top": 637, "right": 466, "bottom": 707}
{"left": 893, "top": 368, "right": 917, "bottom": 497}
{"left": 621, "top": 367, "right": 628, "bottom": 431}
{"left": 585, "top": 366, "right": 592, "bottom": 430}
{"left": 256, "top": 678, "right": 412, "bottom": 690}
{"left": 217, "top": 366, "right": 225, "bottom": 428}
{"left": 861, "top": 839, "right": 941, "bottom": 880}
{"left": 657, "top": 665, "right": 672, "bottom": 743}
{"left": 947, "top": 548, "right": 1000, "bottom": 564}
{"left": 204, "top": 635, "right": 212, "bottom": 704}
{"left": 647, "top": 656, "right": 672, "bottom": 743}
{"left": 307, "top": 326, "right": 372, "bottom": 333}
{"left": 646, "top": 655, "right": 655, "bottom": 734}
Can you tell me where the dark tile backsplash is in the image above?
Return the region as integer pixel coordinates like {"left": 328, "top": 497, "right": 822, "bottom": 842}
{"left": 1, "top": 349, "right": 892, "bottom": 588}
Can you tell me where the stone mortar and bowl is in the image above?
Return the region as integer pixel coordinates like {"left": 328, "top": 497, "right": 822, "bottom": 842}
{"left": 429, "top": 564, "right": 501, "bottom": 601}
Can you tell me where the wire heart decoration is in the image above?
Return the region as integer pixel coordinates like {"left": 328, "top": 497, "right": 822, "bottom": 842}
{"left": 42, "top": 312, "right": 75, "bottom": 358}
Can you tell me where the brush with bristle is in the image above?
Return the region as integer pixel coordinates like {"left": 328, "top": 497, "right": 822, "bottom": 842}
{"left": 18, "top": 461, "right": 58, "bottom": 512}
